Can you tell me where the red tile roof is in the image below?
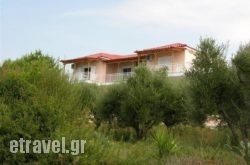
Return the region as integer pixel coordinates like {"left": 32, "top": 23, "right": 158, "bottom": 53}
{"left": 106, "top": 54, "right": 138, "bottom": 62}
{"left": 61, "top": 53, "right": 124, "bottom": 64}
{"left": 60, "top": 43, "right": 195, "bottom": 64}
{"left": 135, "top": 43, "right": 195, "bottom": 54}
{"left": 86, "top": 53, "right": 123, "bottom": 60}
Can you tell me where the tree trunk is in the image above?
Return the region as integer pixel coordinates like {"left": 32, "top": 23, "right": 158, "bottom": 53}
{"left": 220, "top": 109, "right": 240, "bottom": 145}
{"left": 133, "top": 124, "right": 144, "bottom": 140}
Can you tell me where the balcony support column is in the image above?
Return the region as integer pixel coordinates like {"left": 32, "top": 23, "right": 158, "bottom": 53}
{"left": 87, "top": 61, "right": 90, "bottom": 80}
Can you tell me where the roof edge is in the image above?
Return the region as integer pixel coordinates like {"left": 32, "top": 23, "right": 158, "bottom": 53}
{"left": 135, "top": 43, "right": 196, "bottom": 54}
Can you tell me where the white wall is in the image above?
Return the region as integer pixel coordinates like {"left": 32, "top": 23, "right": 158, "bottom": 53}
{"left": 184, "top": 48, "right": 196, "bottom": 70}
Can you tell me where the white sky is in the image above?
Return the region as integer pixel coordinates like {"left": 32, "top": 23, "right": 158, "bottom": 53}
{"left": 1, "top": 0, "right": 250, "bottom": 62}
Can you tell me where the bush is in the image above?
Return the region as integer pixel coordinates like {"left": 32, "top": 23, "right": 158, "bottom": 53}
{"left": 0, "top": 51, "right": 86, "bottom": 164}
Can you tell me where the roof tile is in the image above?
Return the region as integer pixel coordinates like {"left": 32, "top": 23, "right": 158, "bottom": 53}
{"left": 135, "top": 43, "right": 194, "bottom": 54}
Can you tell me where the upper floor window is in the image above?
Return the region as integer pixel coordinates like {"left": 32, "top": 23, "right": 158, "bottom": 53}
{"left": 158, "top": 56, "right": 172, "bottom": 66}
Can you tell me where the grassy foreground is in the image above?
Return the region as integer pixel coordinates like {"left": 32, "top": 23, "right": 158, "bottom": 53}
{"left": 52, "top": 120, "right": 245, "bottom": 165}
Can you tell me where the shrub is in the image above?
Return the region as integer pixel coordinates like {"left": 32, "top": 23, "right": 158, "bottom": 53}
{"left": 151, "top": 126, "right": 180, "bottom": 158}
{"left": 0, "top": 51, "right": 86, "bottom": 164}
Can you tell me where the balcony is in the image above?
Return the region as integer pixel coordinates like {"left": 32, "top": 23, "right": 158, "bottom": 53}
{"left": 153, "top": 63, "right": 185, "bottom": 76}
{"left": 105, "top": 72, "right": 134, "bottom": 83}
{"left": 77, "top": 63, "right": 186, "bottom": 84}
{"left": 78, "top": 72, "right": 133, "bottom": 84}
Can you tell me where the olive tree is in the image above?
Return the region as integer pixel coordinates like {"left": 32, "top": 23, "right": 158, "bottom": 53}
{"left": 186, "top": 38, "right": 250, "bottom": 164}
{"left": 186, "top": 38, "right": 242, "bottom": 138}
{"left": 232, "top": 42, "right": 250, "bottom": 163}
{"left": 96, "top": 65, "right": 183, "bottom": 140}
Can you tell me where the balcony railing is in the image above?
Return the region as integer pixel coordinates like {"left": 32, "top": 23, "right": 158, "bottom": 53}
{"left": 77, "top": 63, "right": 186, "bottom": 84}
{"left": 155, "top": 63, "right": 184, "bottom": 72}
{"left": 78, "top": 72, "right": 134, "bottom": 84}
{"left": 152, "top": 63, "right": 185, "bottom": 76}
{"left": 80, "top": 73, "right": 96, "bottom": 81}
{"left": 105, "top": 72, "right": 134, "bottom": 83}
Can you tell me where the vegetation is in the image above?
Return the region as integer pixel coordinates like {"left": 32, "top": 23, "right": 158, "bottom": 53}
{"left": 0, "top": 38, "right": 250, "bottom": 164}
{"left": 186, "top": 38, "right": 250, "bottom": 164}
{"left": 94, "top": 65, "right": 185, "bottom": 139}
{"left": 151, "top": 125, "right": 180, "bottom": 158}
{"left": 232, "top": 42, "right": 250, "bottom": 163}
{"left": 0, "top": 51, "right": 83, "bottom": 164}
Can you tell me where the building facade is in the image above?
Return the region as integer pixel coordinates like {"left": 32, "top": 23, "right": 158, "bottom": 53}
{"left": 61, "top": 43, "right": 196, "bottom": 84}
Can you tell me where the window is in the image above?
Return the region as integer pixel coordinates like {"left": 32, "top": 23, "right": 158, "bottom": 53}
{"left": 122, "top": 68, "right": 132, "bottom": 80}
{"left": 123, "top": 68, "right": 131, "bottom": 73}
{"left": 82, "top": 67, "right": 91, "bottom": 80}
{"left": 158, "top": 56, "right": 172, "bottom": 66}
{"left": 146, "top": 54, "right": 154, "bottom": 61}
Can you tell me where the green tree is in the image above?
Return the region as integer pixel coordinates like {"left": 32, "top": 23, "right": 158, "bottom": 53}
{"left": 186, "top": 38, "right": 250, "bottom": 164}
{"left": 96, "top": 65, "right": 182, "bottom": 139}
{"left": 186, "top": 38, "right": 241, "bottom": 139}
{"left": 162, "top": 79, "right": 189, "bottom": 127}
{"left": 120, "top": 66, "right": 166, "bottom": 139}
{"left": 92, "top": 83, "right": 126, "bottom": 129}
{"left": 232, "top": 42, "right": 250, "bottom": 163}
{"left": 185, "top": 38, "right": 230, "bottom": 123}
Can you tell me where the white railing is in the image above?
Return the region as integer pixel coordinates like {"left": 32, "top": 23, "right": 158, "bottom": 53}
{"left": 78, "top": 73, "right": 97, "bottom": 82}
{"left": 154, "top": 63, "right": 185, "bottom": 76}
{"left": 105, "top": 72, "right": 134, "bottom": 83}
{"left": 76, "top": 63, "right": 186, "bottom": 84}
{"left": 78, "top": 72, "right": 134, "bottom": 84}
{"left": 84, "top": 73, "right": 96, "bottom": 81}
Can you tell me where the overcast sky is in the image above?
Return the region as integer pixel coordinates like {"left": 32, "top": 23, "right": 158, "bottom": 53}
{"left": 1, "top": 0, "right": 250, "bottom": 62}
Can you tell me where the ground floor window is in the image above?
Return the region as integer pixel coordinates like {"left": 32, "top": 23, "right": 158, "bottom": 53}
{"left": 123, "top": 68, "right": 132, "bottom": 73}
{"left": 82, "top": 67, "right": 91, "bottom": 80}
{"left": 122, "top": 67, "right": 132, "bottom": 80}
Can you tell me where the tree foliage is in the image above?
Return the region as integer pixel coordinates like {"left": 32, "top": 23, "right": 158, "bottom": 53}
{"left": 186, "top": 38, "right": 250, "bottom": 164}
{"left": 0, "top": 51, "right": 86, "bottom": 164}
{"left": 95, "top": 65, "right": 185, "bottom": 139}
{"left": 232, "top": 42, "right": 250, "bottom": 163}
{"left": 185, "top": 38, "right": 230, "bottom": 123}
